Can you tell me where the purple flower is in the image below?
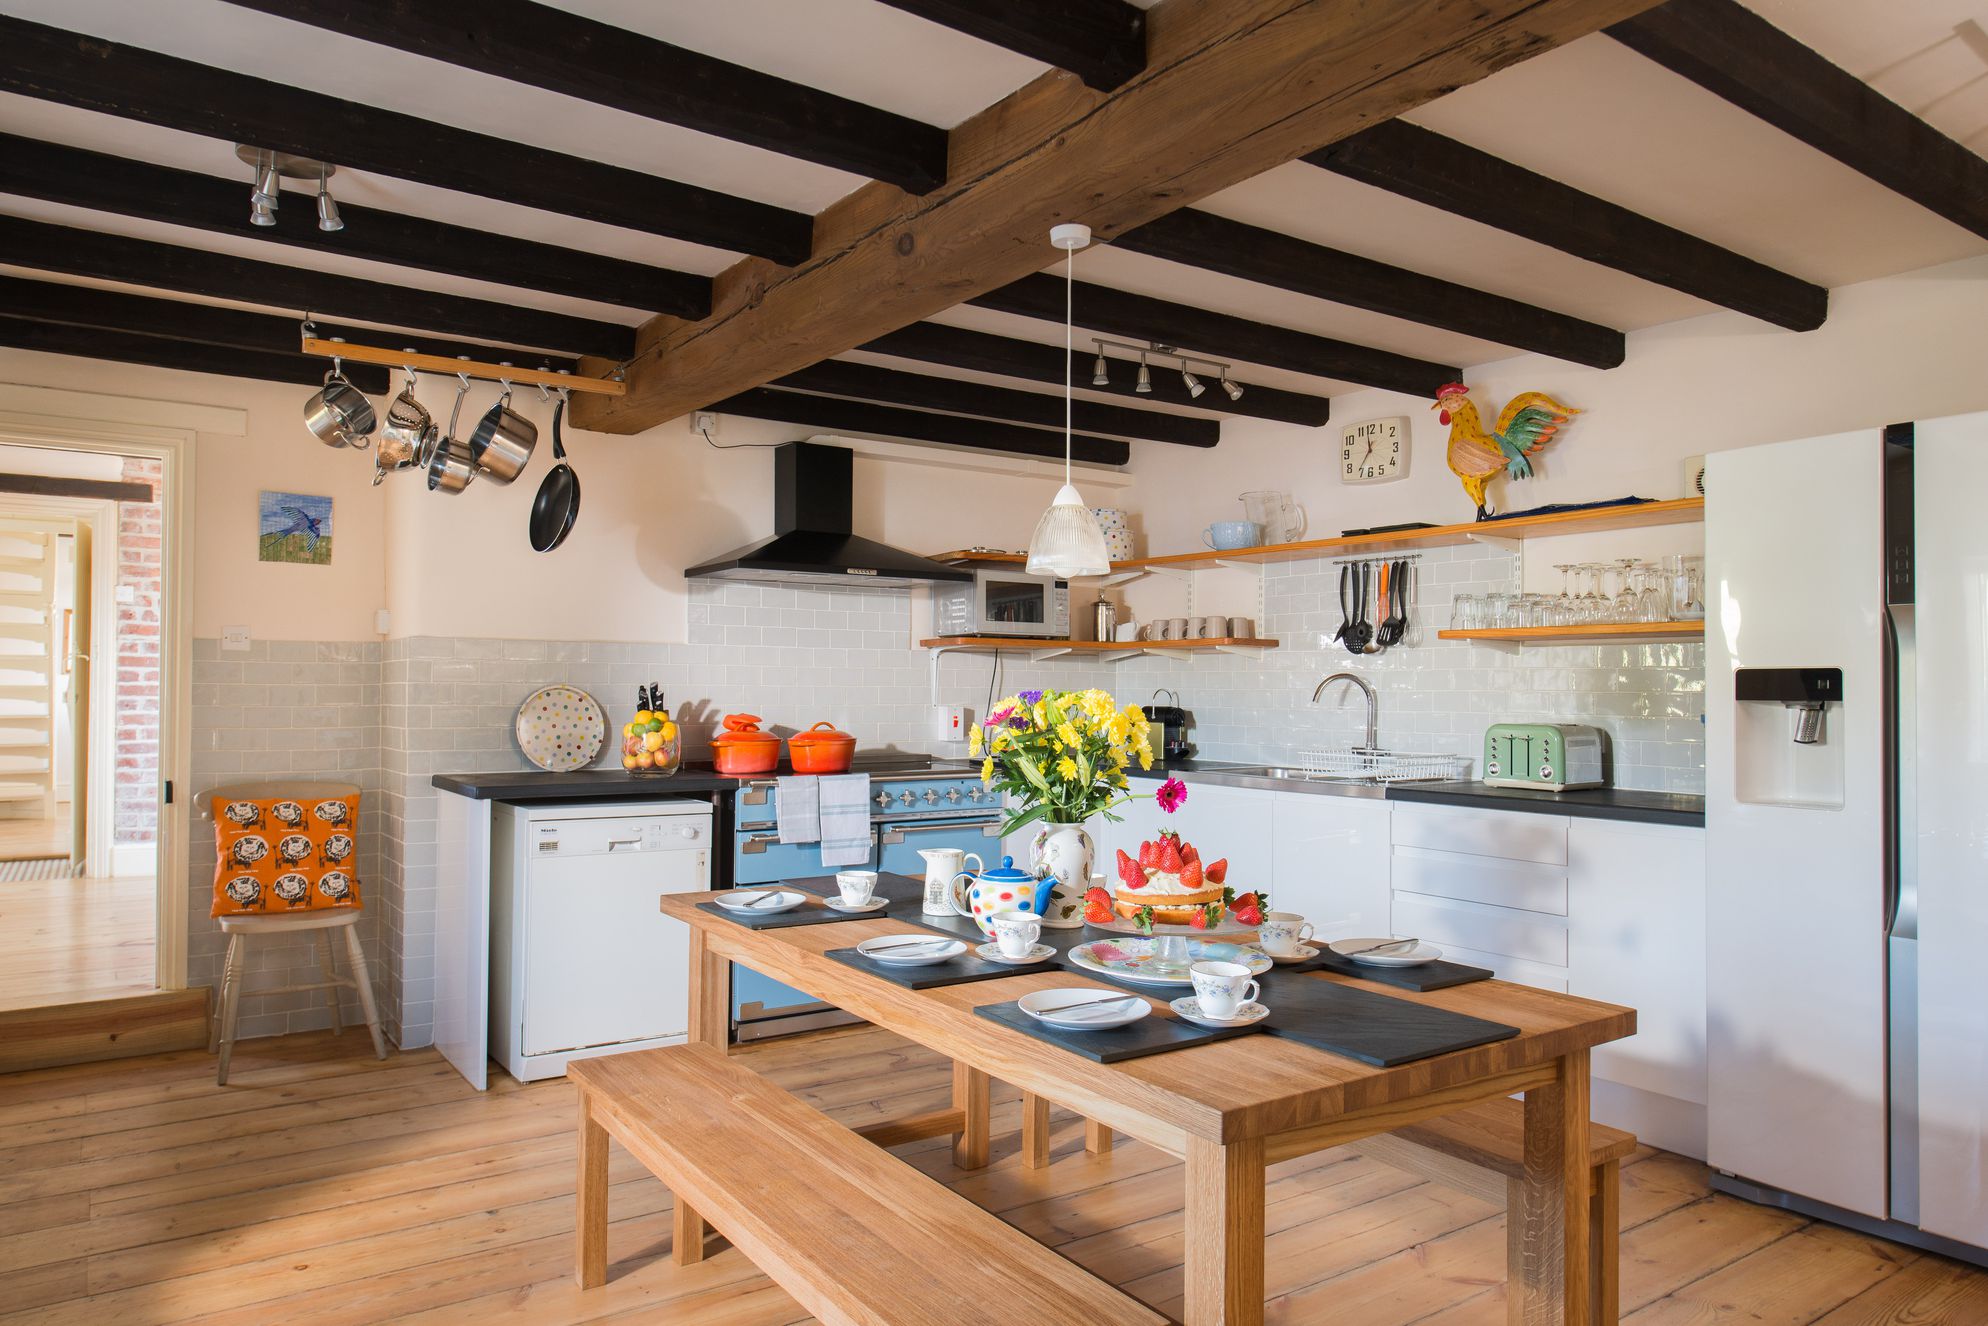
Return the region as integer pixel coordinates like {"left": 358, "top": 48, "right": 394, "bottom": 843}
{"left": 1155, "top": 777, "right": 1187, "bottom": 814}
{"left": 1008, "top": 716, "right": 1028, "bottom": 729}
{"left": 1018, "top": 689, "right": 1044, "bottom": 705}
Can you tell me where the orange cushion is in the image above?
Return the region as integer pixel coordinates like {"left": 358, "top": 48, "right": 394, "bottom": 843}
{"left": 211, "top": 792, "right": 362, "bottom": 917}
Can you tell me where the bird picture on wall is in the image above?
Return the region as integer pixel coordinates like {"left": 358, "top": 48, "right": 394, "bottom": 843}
{"left": 1435, "top": 382, "right": 1580, "bottom": 520}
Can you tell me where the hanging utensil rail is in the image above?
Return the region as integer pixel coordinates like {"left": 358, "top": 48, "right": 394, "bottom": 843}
{"left": 298, "top": 328, "right": 626, "bottom": 397}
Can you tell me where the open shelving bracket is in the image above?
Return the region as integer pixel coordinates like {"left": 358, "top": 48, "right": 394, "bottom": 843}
{"left": 1464, "top": 530, "right": 1523, "bottom": 554}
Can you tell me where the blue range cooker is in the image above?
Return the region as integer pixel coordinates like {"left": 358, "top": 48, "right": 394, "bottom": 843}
{"left": 730, "top": 763, "right": 1002, "bottom": 1040}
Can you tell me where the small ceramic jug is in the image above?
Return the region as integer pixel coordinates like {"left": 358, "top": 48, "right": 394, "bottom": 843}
{"left": 917, "top": 846, "right": 983, "bottom": 917}
{"left": 949, "top": 856, "right": 1054, "bottom": 939}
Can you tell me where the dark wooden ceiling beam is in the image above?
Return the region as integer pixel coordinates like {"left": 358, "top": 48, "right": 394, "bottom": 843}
{"left": 712, "top": 387, "right": 1130, "bottom": 465}
{"left": 0, "top": 316, "right": 394, "bottom": 392}
{"left": 0, "top": 14, "right": 812, "bottom": 265}
{"left": 861, "top": 323, "right": 1332, "bottom": 427}
{"left": 775, "top": 359, "right": 1217, "bottom": 446}
{"left": 0, "top": 216, "right": 633, "bottom": 359}
{"left": 0, "top": 133, "right": 711, "bottom": 318}
{"left": 1607, "top": 0, "right": 1988, "bottom": 242}
{"left": 1307, "top": 119, "right": 1827, "bottom": 331}
{"left": 970, "top": 274, "right": 1459, "bottom": 398}
{"left": 0, "top": 275, "right": 579, "bottom": 374}
{"left": 1115, "top": 209, "right": 1626, "bottom": 369}
{"left": 221, "top": 0, "right": 949, "bottom": 193}
{"left": 873, "top": 0, "right": 1146, "bottom": 90}
{"left": 0, "top": 473, "right": 154, "bottom": 503}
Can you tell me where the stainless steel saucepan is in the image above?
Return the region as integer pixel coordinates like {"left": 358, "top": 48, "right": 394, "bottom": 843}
{"left": 426, "top": 374, "right": 478, "bottom": 495}
{"left": 374, "top": 368, "right": 432, "bottom": 485}
{"left": 303, "top": 360, "right": 375, "bottom": 449}
{"left": 467, "top": 379, "right": 536, "bottom": 483}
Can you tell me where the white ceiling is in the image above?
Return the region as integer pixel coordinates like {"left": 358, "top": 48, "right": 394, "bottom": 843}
{"left": 0, "top": 0, "right": 1982, "bottom": 422}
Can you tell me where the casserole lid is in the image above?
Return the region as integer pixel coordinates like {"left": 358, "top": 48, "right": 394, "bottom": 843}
{"left": 711, "top": 713, "right": 781, "bottom": 749}
{"left": 788, "top": 721, "right": 854, "bottom": 748}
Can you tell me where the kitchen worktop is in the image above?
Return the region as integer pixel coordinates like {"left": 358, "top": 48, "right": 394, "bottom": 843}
{"left": 1127, "top": 762, "right": 1704, "bottom": 825}
{"left": 434, "top": 753, "right": 978, "bottom": 802}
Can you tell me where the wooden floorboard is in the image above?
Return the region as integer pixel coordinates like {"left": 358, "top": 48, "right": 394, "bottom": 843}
{"left": 0, "top": 1024, "right": 1980, "bottom": 1325}
{"left": 0, "top": 871, "right": 156, "bottom": 1011}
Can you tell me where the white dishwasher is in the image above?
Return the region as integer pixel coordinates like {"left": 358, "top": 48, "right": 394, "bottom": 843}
{"left": 490, "top": 799, "right": 711, "bottom": 1082}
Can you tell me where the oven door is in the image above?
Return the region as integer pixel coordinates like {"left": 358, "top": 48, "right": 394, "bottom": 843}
{"left": 877, "top": 814, "right": 1005, "bottom": 879}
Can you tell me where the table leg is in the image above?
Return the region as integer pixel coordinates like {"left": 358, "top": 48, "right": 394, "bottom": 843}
{"left": 1086, "top": 1119, "right": 1114, "bottom": 1156}
{"left": 576, "top": 1098, "right": 609, "bottom": 1289}
{"left": 1514, "top": 1049, "right": 1592, "bottom": 1326}
{"left": 1184, "top": 1135, "right": 1265, "bottom": 1326}
{"left": 952, "top": 1061, "right": 991, "bottom": 1170}
{"left": 673, "top": 926, "right": 727, "bottom": 1265}
{"left": 1022, "top": 1091, "right": 1050, "bottom": 1170}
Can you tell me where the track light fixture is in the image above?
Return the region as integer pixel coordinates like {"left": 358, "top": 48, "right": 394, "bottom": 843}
{"left": 1134, "top": 354, "right": 1152, "bottom": 394}
{"left": 236, "top": 144, "right": 345, "bottom": 234}
{"left": 1091, "top": 352, "right": 1109, "bottom": 387}
{"left": 1181, "top": 369, "right": 1204, "bottom": 398}
{"left": 315, "top": 169, "right": 344, "bottom": 233}
{"left": 1088, "top": 337, "right": 1242, "bottom": 401}
{"left": 1221, "top": 376, "right": 1244, "bottom": 401}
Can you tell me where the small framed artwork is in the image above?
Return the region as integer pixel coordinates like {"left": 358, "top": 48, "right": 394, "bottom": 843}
{"left": 259, "top": 491, "right": 333, "bottom": 565}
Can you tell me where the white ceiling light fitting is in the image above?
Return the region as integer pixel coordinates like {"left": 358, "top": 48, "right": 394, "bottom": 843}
{"left": 235, "top": 145, "right": 343, "bottom": 232}
{"left": 1090, "top": 337, "right": 1241, "bottom": 401}
{"left": 1025, "top": 223, "right": 1112, "bottom": 580}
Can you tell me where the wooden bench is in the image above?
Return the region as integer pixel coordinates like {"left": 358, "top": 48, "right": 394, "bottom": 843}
{"left": 571, "top": 1045, "right": 1165, "bottom": 1325}
{"left": 1023, "top": 1091, "right": 1633, "bottom": 1325}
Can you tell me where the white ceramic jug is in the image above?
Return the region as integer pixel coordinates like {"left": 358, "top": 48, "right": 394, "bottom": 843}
{"left": 917, "top": 847, "right": 984, "bottom": 917}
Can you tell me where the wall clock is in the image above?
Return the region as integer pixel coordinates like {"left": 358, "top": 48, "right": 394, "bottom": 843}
{"left": 1339, "top": 416, "right": 1409, "bottom": 484}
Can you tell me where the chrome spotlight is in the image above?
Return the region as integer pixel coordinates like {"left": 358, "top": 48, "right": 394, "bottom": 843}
{"left": 1181, "top": 369, "right": 1205, "bottom": 398}
{"left": 1221, "top": 376, "right": 1244, "bottom": 401}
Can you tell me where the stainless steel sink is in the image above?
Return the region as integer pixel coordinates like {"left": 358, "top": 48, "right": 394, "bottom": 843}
{"left": 1240, "top": 766, "right": 1385, "bottom": 784}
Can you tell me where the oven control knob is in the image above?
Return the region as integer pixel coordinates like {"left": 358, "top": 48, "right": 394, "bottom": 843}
{"left": 967, "top": 787, "right": 985, "bottom": 802}
{"left": 897, "top": 790, "right": 917, "bottom": 807}
{"left": 874, "top": 790, "right": 893, "bottom": 809}
{"left": 944, "top": 787, "right": 963, "bottom": 804}
{"left": 922, "top": 789, "right": 940, "bottom": 805}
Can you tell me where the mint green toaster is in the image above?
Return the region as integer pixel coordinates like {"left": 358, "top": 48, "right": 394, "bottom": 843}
{"left": 1482, "top": 723, "right": 1606, "bottom": 791}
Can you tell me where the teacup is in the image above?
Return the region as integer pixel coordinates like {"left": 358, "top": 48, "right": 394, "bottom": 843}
{"left": 1190, "top": 960, "right": 1260, "bottom": 1019}
{"left": 836, "top": 870, "right": 879, "bottom": 906}
{"left": 1258, "top": 911, "right": 1315, "bottom": 956}
{"left": 991, "top": 909, "right": 1042, "bottom": 959}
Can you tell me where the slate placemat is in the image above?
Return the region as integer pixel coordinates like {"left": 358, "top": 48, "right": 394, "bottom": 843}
{"left": 825, "top": 944, "right": 1057, "bottom": 990}
{"left": 695, "top": 894, "right": 905, "bottom": 930}
{"left": 976, "top": 997, "right": 1268, "bottom": 1063}
{"left": 1271, "top": 947, "right": 1492, "bottom": 992}
{"left": 1255, "top": 970, "right": 1518, "bottom": 1066}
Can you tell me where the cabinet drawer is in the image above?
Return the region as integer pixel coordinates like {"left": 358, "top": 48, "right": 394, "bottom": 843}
{"left": 1392, "top": 892, "right": 1567, "bottom": 967}
{"left": 1390, "top": 803, "right": 1568, "bottom": 865}
{"left": 1440, "top": 942, "right": 1569, "bottom": 995}
{"left": 1392, "top": 847, "right": 1568, "bottom": 916}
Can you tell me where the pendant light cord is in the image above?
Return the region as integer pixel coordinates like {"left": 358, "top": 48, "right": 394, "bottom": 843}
{"left": 1063, "top": 243, "right": 1074, "bottom": 488}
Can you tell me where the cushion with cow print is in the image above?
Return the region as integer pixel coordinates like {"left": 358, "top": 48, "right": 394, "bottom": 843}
{"left": 211, "top": 791, "right": 363, "bottom": 917}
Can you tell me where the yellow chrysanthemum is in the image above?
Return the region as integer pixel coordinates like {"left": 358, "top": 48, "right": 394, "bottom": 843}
{"left": 1138, "top": 749, "right": 1153, "bottom": 770}
{"left": 968, "top": 726, "right": 983, "bottom": 755}
{"left": 991, "top": 729, "right": 1011, "bottom": 752}
{"left": 1056, "top": 722, "right": 1080, "bottom": 749}
{"left": 981, "top": 756, "right": 995, "bottom": 783}
{"left": 1056, "top": 755, "right": 1078, "bottom": 779}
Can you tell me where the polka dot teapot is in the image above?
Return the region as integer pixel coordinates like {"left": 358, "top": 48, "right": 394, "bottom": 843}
{"left": 948, "top": 855, "right": 1055, "bottom": 939}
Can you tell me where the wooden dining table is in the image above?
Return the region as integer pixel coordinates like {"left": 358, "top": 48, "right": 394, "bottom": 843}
{"left": 662, "top": 889, "right": 1635, "bottom": 1326}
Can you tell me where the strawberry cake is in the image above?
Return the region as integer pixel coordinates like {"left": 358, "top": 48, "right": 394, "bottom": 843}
{"left": 1087, "top": 831, "right": 1267, "bottom": 931}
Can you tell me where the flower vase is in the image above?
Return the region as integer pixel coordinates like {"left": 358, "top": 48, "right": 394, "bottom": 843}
{"left": 1030, "top": 820, "right": 1094, "bottom": 929}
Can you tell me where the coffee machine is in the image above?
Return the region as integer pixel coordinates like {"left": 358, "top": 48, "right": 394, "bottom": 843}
{"left": 1143, "top": 690, "right": 1194, "bottom": 763}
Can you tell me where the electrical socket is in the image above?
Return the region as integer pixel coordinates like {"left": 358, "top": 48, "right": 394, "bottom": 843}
{"left": 690, "top": 411, "right": 720, "bottom": 436}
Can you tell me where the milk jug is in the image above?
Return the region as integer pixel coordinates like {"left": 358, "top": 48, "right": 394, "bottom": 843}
{"left": 917, "top": 847, "right": 983, "bottom": 917}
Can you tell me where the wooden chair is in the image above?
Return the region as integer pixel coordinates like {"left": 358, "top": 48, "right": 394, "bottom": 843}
{"left": 209, "top": 909, "right": 385, "bottom": 1084}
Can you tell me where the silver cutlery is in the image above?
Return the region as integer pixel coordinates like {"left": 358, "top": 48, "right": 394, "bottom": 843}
{"left": 1041, "top": 993, "right": 1143, "bottom": 1017}
{"left": 1342, "top": 936, "right": 1419, "bottom": 956}
{"left": 739, "top": 891, "right": 786, "bottom": 909}
{"left": 862, "top": 937, "right": 957, "bottom": 955}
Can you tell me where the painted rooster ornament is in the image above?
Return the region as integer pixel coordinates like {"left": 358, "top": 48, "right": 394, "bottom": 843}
{"left": 1436, "top": 382, "right": 1580, "bottom": 520}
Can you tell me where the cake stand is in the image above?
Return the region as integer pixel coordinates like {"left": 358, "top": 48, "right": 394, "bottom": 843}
{"left": 1083, "top": 915, "right": 1265, "bottom": 981}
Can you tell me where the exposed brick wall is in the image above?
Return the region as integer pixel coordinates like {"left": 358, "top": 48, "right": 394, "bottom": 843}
{"left": 115, "top": 457, "right": 161, "bottom": 846}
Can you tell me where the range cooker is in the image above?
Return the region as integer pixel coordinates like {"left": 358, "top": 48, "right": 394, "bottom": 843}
{"left": 729, "top": 760, "right": 1003, "bottom": 1040}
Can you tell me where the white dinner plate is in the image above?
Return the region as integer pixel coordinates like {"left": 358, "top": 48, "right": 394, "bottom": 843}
{"left": 856, "top": 934, "right": 967, "bottom": 967}
{"left": 716, "top": 889, "right": 806, "bottom": 914}
{"left": 1169, "top": 997, "right": 1270, "bottom": 1029}
{"left": 1018, "top": 988, "right": 1150, "bottom": 1030}
{"left": 1330, "top": 938, "right": 1444, "bottom": 967}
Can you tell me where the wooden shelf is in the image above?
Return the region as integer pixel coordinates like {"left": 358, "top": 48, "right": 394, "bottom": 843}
{"left": 930, "top": 498, "right": 1704, "bottom": 577}
{"left": 1437, "top": 620, "right": 1705, "bottom": 646}
{"left": 921, "top": 636, "right": 1277, "bottom": 660}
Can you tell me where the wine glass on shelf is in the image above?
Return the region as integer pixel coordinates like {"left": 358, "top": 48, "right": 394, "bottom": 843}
{"left": 1614, "top": 559, "right": 1642, "bottom": 623}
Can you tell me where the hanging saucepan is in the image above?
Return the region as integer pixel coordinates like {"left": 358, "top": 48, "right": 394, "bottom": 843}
{"left": 467, "top": 379, "right": 536, "bottom": 483}
{"left": 528, "top": 387, "right": 580, "bottom": 552}
{"left": 374, "top": 367, "right": 432, "bottom": 485}
{"left": 303, "top": 358, "right": 375, "bottom": 449}
{"left": 426, "top": 374, "right": 478, "bottom": 495}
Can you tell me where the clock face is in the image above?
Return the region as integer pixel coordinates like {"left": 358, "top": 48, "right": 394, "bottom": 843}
{"left": 1340, "top": 417, "right": 1409, "bottom": 484}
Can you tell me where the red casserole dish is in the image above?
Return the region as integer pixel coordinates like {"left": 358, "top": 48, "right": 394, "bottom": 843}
{"left": 788, "top": 721, "right": 856, "bottom": 774}
{"left": 710, "top": 713, "right": 780, "bottom": 776}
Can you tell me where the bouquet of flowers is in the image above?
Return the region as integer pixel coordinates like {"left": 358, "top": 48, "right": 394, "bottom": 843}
{"left": 969, "top": 688, "right": 1154, "bottom": 837}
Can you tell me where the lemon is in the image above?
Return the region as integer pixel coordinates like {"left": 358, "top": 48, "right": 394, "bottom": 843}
{"left": 633, "top": 710, "right": 653, "bottom": 725}
{"left": 643, "top": 731, "right": 664, "bottom": 752}
{"left": 661, "top": 721, "right": 679, "bottom": 742}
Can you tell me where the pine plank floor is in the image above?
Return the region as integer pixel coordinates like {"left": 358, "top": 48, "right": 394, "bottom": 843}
{"left": 0, "top": 872, "right": 155, "bottom": 1011}
{"left": 0, "top": 1025, "right": 1982, "bottom": 1325}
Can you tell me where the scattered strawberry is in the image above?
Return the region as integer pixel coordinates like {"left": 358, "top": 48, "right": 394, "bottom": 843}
{"left": 1204, "top": 857, "right": 1228, "bottom": 885}
{"left": 1230, "top": 891, "right": 1265, "bottom": 926}
{"left": 1115, "top": 849, "right": 1143, "bottom": 889}
{"left": 1083, "top": 885, "right": 1111, "bottom": 907}
{"left": 1157, "top": 836, "right": 1184, "bottom": 873}
{"left": 1189, "top": 907, "right": 1209, "bottom": 929}
{"left": 1178, "top": 857, "right": 1204, "bottom": 890}
{"left": 1083, "top": 896, "right": 1115, "bottom": 925}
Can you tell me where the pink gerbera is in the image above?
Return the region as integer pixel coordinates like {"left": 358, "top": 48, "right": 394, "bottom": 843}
{"left": 1155, "top": 776, "right": 1188, "bottom": 814}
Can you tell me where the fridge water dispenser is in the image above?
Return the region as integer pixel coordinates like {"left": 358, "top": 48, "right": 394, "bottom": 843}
{"left": 1733, "top": 667, "right": 1845, "bottom": 808}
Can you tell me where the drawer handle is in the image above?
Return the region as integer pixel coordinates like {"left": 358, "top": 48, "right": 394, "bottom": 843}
{"left": 740, "top": 834, "right": 779, "bottom": 854}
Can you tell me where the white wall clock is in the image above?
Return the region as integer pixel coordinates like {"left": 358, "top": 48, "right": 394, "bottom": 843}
{"left": 1340, "top": 416, "right": 1409, "bottom": 484}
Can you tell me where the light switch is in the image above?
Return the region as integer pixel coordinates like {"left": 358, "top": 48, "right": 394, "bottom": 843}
{"left": 221, "top": 626, "right": 251, "bottom": 652}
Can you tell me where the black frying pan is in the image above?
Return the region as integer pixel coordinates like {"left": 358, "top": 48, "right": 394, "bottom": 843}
{"left": 528, "top": 395, "right": 579, "bottom": 552}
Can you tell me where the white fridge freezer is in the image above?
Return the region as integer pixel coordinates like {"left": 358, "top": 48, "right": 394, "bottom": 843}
{"left": 490, "top": 799, "right": 711, "bottom": 1082}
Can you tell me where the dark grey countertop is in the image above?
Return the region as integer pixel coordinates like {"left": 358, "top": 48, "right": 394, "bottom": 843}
{"left": 432, "top": 753, "right": 978, "bottom": 802}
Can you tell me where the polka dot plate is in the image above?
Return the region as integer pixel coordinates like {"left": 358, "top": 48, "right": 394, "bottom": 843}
{"left": 514, "top": 685, "right": 607, "bottom": 773}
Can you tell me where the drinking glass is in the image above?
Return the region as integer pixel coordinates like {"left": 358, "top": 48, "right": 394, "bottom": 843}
{"left": 1451, "top": 593, "right": 1483, "bottom": 630}
{"left": 1484, "top": 591, "right": 1513, "bottom": 629}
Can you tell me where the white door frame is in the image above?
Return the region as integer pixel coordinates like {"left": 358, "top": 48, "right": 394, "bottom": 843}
{"left": 0, "top": 496, "right": 118, "bottom": 876}
{"left": 0, "top": 411, "right": 195, "bottom": 992}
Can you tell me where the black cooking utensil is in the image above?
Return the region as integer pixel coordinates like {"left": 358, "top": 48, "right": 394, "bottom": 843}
{"left": 1332, "top": 563, "right": 1352, "bottom": 645}
{"left": 528, "top": 395, "right": 580, "bottom": 552}
{"left": 1379, "top": 559, "right": 1406, "bottom": 645}
{"left": 1347, "top": 563, "right": 1371, "bottom": 655}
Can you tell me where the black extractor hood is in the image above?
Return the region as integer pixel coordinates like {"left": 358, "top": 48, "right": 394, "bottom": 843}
{"left": 685, "top": 442, "right": 973, "bottom": 588}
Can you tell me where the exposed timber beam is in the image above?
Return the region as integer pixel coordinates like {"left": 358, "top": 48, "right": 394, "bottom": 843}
{"left": 711, "top": 388, "right": 1130, "bottom": 465}
{"left": 0, "top": 217, "right": 633, "bottom": 359}
{"left": 873, "top": 0, "right": 1146, "bottom": 91}
{"left": 1307, "top": 119, "right": 1827, "bottom": 331}
{"left": 0, "top": 316, "right": 393, "bottom": 392}
{"left": 575, "top": 0, "right": 1660, "bottom": 434}
{"left": 0, "top": 15, "right": 812, "bottom": 265}
{"left": 222, "top": 0, "right": 950, "bottom": 193}
{"left": 862, "top": 323, "right": 1332, "bottom": 427}
{"left": 775, "top": 360, "right": 1217, "bottom": 446}
{"left": 1608, "top": 0, "right": 1988, "bottom": 242}
{"left": 0, "top": 473, "right": 153, "bottom": 503}
{"left": 1115, "top": 209, "right": 1625, "bottom": 369}
{"left": 0, "top": 133, "right": 711, "bottom": 317}
{"left": 0, "top": 275, "right": 579, "bottom": 374}
{"left": 970, "top": 275, "right": 1458, "bottom": 398}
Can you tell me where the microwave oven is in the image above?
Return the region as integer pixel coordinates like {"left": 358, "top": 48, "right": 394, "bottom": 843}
{"left": 932, "top": 569, "right": 1069, "bottom": 638}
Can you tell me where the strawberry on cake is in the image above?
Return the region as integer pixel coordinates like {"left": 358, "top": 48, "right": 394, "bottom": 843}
{"left": 1083, "top": 831, "right": 1268, "bottom": 933}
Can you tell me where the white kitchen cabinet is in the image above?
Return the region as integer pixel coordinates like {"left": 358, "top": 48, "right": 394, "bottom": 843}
{"left": 1270, "top": 792, "right": 1389, "bottom": 939}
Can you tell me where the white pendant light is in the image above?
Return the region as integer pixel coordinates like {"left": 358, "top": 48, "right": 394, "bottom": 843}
{"left": 1025, "top": 223, "right": 1113, "bottom": 579}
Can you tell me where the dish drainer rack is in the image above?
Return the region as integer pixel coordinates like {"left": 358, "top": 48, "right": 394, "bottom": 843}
{"left": 1287, "top": 749, "right": 1471, "bottom": 783}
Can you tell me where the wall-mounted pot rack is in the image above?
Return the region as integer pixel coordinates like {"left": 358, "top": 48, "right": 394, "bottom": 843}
{"left": 298, "top": 324, "right": 628, "bottom": 397}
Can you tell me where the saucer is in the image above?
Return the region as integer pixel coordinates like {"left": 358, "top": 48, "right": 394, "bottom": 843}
{"left": 975, "top": 941, "right": 1055, "bottom": 966}
{"left": 1169, "top": 996, "right": 1269, "bottom": 1028}
{"left": 825, "top": 896, "right": 889, "bottom": 914}
{"left": 1267, "top": 945, "right": 1319, "bottom": 965}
